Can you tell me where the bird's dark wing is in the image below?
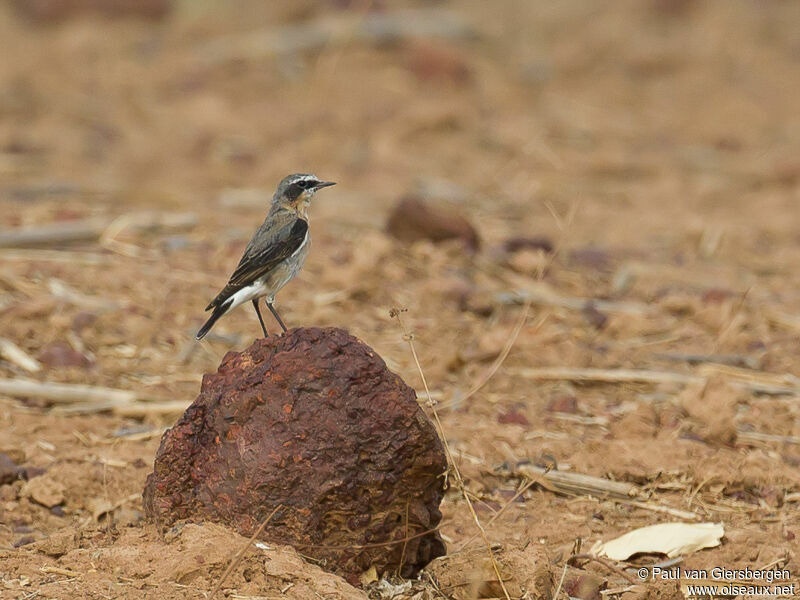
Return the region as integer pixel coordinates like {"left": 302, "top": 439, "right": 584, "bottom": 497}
{"left": 205, "top": 215, "right": 308, "bottom": 310}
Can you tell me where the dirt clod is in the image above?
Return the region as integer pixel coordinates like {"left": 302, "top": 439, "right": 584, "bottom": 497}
{"left": 22, "top": 475, "right": 65, "bottom": 508}
{"left": 424, "top": 544, "right": 554, "bottom": 600}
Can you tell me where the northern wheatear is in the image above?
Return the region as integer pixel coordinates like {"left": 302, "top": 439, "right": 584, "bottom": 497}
{"left": 196, "top": 173, "right": 335, "bottom": 340}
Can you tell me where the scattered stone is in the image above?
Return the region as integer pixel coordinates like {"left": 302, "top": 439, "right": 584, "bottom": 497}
{"left": 701, "top": 288, "right": 733, "bottom": 304}
{"left": 570, "top": 246, "right": 613, "bottom": 271}
{"left": 582, "top": 302, "right": 608, "bottom": 329}
{"left": 565, "top": 572, "right": 606, "bottom": 600}
{"left": 386, "top": 196, "right": 480, "bottom": 251}
{"left": 0, "top": 453, "right": 25, "bottom": 485}
{"left": 424, "top": 543, "right": 554, "bottom": 600}
{"left": 22, "top": 474, "right": 65, "bottom": 508}
{"left": 71, "top": 311, "right": 97, "bottom": 331}
{"left": 405, "top": 40, "right": 471, "bottom": 84}
{"left": 497, "top": 409, "right": 530, "bottom": 427}
{"left": 13, "top": 535, "right": 36, "bottom": 548}
{"left": 546, "top": 394, "right": 578, "bottom": 414}
{"left": 38, "top": 342, "right": 92, "bottom": 369}
{"left": 144, "top": 327, "right": 447, "bottom": 583}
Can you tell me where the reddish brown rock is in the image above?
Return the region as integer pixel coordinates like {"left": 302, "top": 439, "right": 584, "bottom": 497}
{"left": 143, "top": 327, "right": 446, "bottom": 583}
{"left": 38, "top": 342, "right": 91, "bottom": 369}
{"left": 386, "top": 196, "right": 480, "bottom": 251}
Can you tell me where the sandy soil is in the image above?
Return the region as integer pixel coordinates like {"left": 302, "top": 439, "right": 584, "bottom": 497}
{"left": 1, "top": 1, "right": 798, "bottom": 598}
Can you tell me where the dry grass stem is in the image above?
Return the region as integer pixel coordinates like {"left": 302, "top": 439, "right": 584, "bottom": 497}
{"left": 0, "top": 337, "right": 41, "bottom": 373}
{"left": 209, "top": 505, "right": 282, "bottom": 600}
{"left": 457, "top": 476, "right": 539, "bottom": 552}
{"left": 510, "top": 366, "right": 800, "bottom": 396}
{"left": 392, "top": 308, "right": 512, "bottom": 600}
{"left": 459, "top": 299, "right": 536, "bottom": 404}
{"left": 0, "top": 378, "right": 137, "bottom": 405}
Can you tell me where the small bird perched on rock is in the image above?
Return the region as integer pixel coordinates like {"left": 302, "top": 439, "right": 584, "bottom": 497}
{"left": 196, "top": 173, "right": 335, "bottom": 340}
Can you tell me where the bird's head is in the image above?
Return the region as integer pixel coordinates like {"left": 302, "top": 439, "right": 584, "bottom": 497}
{"left": 273, "top": 173, "right": 335, "bottom": 217}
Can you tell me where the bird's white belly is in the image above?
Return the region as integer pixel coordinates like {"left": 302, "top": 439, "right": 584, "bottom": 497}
{"left": 226, "top": 234, "right": 310, "bottom": 312}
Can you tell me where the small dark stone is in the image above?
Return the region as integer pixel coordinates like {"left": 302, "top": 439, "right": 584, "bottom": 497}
{"left": 497, "top": 409, "right": 530, "bottom": 426}
{"left": 13, "top": 535, "right": 36, "bottom": 548}
{"left": 546, "top": 395, "right": 578, "bottom": 414}
{"left": 38, "top": 342, "right": 92, "bottom": 369}
{"left": 50, "top": 505, "right": 65, "bottom": 517}
{"left": 570, "top": 246, "right": 613, "bottom": 271}
{"left": 565, "top": 573, "right": 606, "bottom": 600}
{"left": 701, "top": 288, "right": 733, "bottom": 304}
{"left": 143, "top": 327, "right": 447, "bottom": 583}
{"left": 71, "top": 311, "right": 97, "bottom": 331}
{"left": 0, "top": 453, "right": 25, "bottom": 485}
{"left": 386, "top": 196, "right": 480, "bottom": 251}
{"left": 582, "top": 302, "right": 608, "bottom": 329}
{"left": 24, "top": 467, "right": 47, "bottom": 480}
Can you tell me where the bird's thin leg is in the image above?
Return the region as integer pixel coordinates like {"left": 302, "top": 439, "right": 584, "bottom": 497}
{"left": 267, "top": 302, "right": 288, "bottom": 333}
{"left": 252, "top": 299, "right": 269, "bottom": 337}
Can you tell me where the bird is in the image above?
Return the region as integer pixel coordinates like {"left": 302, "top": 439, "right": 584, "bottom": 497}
{"left": 196, "top": 173, "right": 335, "bottom": 340}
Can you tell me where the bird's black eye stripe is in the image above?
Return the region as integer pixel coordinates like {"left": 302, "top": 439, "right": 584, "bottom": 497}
{"left": 296, "top": 180, "right": 311, "bottom": 190}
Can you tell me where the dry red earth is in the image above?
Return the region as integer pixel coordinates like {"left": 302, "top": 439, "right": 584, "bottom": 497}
{"left": 1, "top": 1, "right": 799, "bottom": 599}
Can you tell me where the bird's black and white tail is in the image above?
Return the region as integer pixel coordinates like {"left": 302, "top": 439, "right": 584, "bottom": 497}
{"left": 196, "top": 300, "right": 232, "bottom": 340}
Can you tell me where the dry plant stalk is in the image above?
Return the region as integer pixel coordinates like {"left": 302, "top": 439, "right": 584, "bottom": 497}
{"left": 0, "top": 337, "right": 41, "bottom": 373}
{"left": 459, "top": 298, "right": 535, "bottom": 404}
{"left": 0, "top": 212, "right": 196, "bottom": 248}
{"left": 391, "top": 308, "right": 513, "bottom": 600}
{"left": 209, "top": 505, "right": 282, "bottom": 600}
{"left": 0, "top": 378, "right": 137, "bottom": 405}
{"left": 509, "top": 366, "right": 800, "bottom": 396}
{"left": 457, "top": 476, "right": 539, "bottom": 552}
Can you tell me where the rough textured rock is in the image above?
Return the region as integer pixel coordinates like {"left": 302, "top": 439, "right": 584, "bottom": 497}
{"left": 386, "top": 196, "right": 480, "bottom": 251}
{"left": 143, "top": 327, "right": 446, "bottom": 583}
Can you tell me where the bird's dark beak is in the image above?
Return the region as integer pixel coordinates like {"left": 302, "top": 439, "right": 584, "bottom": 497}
{"left": 315, "top": 181, "right": 336, "bottom": 189}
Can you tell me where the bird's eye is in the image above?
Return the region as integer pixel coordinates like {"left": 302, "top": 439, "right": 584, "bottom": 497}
{"left": 296, "top": 180, "right": 310, "bottom": 190}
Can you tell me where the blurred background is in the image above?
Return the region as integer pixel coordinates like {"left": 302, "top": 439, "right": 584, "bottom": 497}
{"left": 1, "top": 0, "right": 799, "bottom": 592}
